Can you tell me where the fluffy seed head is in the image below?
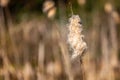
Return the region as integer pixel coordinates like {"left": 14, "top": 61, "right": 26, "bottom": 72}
{"left": 67, "top": 15, "right": 87, "bottom": 61}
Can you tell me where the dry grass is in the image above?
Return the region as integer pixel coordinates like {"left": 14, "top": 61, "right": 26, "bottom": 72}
{"left": 0, "top": 11, "right": 87, "bottom": 80}
{"left": 0, "top": 1, "right": 120, "bottom": 80}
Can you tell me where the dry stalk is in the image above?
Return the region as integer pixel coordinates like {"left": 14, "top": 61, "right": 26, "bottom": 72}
{"left": 59, "top": 41, "right": 74, "bottom": 80}
{"left": 98, "top": 25, "right": 114, "bottom": 80}
{"left": 108, "top": 13, "right": 118, "bottom": 68}
{"left": 37, "top": 41, "right": 46, "bottom": 80}
{"left": 23, "top": 62, "right": 34, "bottom": 80}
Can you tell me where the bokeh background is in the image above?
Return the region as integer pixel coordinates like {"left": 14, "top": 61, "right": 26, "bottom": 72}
{"left": 0, "top": 0, "right": 120, "bottom": 80}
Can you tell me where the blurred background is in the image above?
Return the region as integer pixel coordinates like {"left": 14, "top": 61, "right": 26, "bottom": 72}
{"left": 0, "top": 0, "right": 120, "bottom": 80}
